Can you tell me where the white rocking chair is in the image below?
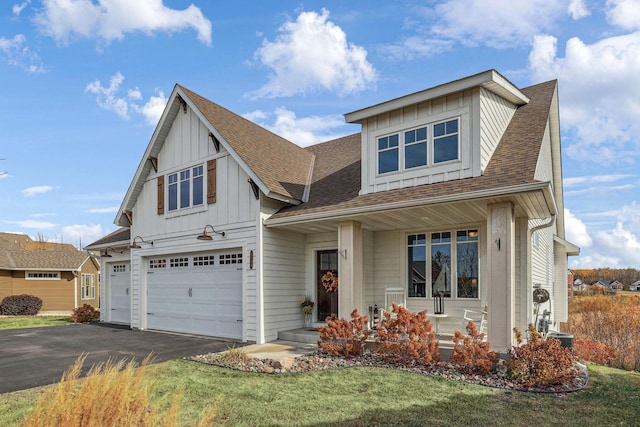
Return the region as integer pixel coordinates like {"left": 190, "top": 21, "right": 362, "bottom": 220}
{"left": 462, "top": 308, "right": 487, "bottom": 338}
{"left": 382, "top": 287, "right": 407, "bottom": 320}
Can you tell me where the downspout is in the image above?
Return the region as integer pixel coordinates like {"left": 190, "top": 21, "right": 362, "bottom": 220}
{"left": 526, "top": 215, "right": 556, "bottom": 330}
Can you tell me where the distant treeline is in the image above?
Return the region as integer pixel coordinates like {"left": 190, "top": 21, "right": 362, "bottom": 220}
{"left": 572, "top": 268, "right": 640, "bottom": 285}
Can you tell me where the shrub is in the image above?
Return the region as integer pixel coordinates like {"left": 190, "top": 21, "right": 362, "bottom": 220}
{"left": 0, "top": 294, "right": 42, "bottom": 315}
{"left": 375, "top": 304, "right": 439, "bottom": 365}
{"left": 71, "top": 304, "right": 100, "bottom": 323}
{"left": 507, "top": 324, "right": 577, "bottom": 387}
{"left": 566, "top": 294, "right": 640, "bottom": 371}
{"left": 318, "top": 309, "right": 371, "bottom": 358}
{"left": 451, "top": 320, "right": 499, "bottom": 374}
{"left": 573, "top": 338, "right": 616, "bottom": 366}
{"left": 21, "top": 354, "right": 217, "bottom": 427}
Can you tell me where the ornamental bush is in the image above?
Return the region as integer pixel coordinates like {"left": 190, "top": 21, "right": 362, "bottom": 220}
{"left": 318, "top": 309, "right": 371, "bottom": 358}
{"left": 451, "top": 320, "right": 500, "bottom": 374}
{"left": 375, "top": 304, "right": 440, "bottom": 365}
{"left": 508, "top": 324, "right": 577, "bottom": 386}
{"left": 0, "top": 294, "right": 43, "bottom": 315}
{"left": 71, "top": 304, "right": 100, "bottom": 323}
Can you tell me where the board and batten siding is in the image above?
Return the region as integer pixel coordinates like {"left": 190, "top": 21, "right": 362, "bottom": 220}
{"left": 534, "top": 122, "right": 553, "bottom": 183}
{"left": 479, "top": 87, "right": 518, "bottom": 173}
{"left": 359, "top": 90, "right": 476, "bottom": 195}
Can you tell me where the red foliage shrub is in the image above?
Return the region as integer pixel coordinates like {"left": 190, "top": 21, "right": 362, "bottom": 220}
{"left": 318, "top": 309, "right": 371, "bottom": 358}
{"left": 508, "top": 324, "right": 577, "bottom": 387}
{"left": 375, "top": 304, "right": 439, "bottom": 365}
{"left": 71, "top": 304, "right": 100, "bottom": 323}
{"left": 573, "top": 338, "right": 616, "bottom": 365}
{"left": 451, "top": 321, "right": 499, "bottom": 374}
{"left": 0, "top": 294, "right": 42, "bottom": 315}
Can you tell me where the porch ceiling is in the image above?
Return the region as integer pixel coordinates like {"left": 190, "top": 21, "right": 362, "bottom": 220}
{"left": 265, "top": 188, "right": 553, "bottom": 234}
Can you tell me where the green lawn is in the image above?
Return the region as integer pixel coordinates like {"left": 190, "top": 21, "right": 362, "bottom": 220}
{"left": 0, "top": 316, "right": 71, "bottom": 330}
{"left": 2, "top": 360, "right": 639, "bottom": 426}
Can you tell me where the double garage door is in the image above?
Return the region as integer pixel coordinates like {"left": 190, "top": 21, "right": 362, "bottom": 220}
{"left": 146, "top": 251, "right": 243, "bottom": 340}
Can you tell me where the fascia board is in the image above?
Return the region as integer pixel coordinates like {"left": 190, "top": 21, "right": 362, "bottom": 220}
{"left": 345, "top": 70, "right": 529, "bottom": 123}
{"left": 264, "top": 181, "right": 554, "bottom": 227}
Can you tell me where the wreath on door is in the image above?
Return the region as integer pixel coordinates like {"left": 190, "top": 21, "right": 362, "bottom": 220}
{"left": 321, "top": 271, "right": 338, "bottom": 292}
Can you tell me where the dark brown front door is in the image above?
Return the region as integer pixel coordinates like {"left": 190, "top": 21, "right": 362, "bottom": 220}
{"left": 316, "top": 250, "right": 338, "bottom": 322}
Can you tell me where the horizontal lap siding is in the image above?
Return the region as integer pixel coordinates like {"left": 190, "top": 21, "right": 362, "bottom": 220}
{"left": 262, "top": 228, "right": 306, "bottom": 342}
{"left": 11, "top": 277, "right": 74, "bottom": 311}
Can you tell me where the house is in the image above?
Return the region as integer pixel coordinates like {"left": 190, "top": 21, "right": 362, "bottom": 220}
{"left": 608, "top": 280, "right": 623, "bottom": 291}
{"left": 568, "top": 269, "right": 575, "bottom": 297}
{"left": 630, "top": 280, "right": 640, "bottom": 292}
{"left": 0, "top": 233, "right": 100, "bottom": 313}
{"left": 87, "top": 70, "right": 579, "bottom": 352}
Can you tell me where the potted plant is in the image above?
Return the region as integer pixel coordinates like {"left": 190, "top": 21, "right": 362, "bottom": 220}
{"left": 300, "top": 296, "right": 315, "bottom": 329}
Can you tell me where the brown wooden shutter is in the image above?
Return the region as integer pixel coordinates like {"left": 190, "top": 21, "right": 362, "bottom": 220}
{"left": 207, "top": 159, "right": 216, "bottom": 204}
{"left": 157, "top": 175, "right": 164, "bottom": 214}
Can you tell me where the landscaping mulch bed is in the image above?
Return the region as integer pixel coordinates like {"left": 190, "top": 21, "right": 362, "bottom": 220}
{"left": 187, "top": 351, "right": 589, "bottom": 395}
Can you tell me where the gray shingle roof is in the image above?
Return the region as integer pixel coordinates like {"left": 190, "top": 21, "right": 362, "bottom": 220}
{"left": 85, "top": 227, "right": 130, "bottom": 248}
{"left": 0, "top": 248, "right": 90, "bottom": 270}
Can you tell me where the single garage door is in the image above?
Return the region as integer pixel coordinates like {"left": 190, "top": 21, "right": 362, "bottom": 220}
{"left": 109, "top": 262, "right": 131, "bottom": 324}
{"left": 146, "top": 251, "right": 242, "bottom": 339}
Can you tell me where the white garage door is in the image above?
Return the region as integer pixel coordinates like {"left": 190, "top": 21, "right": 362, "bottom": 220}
{"left": 109, "top": 262, "right": 131, "bottom": 324}
{"left": 146, "top": 251, "right": 242, "bottom": 339}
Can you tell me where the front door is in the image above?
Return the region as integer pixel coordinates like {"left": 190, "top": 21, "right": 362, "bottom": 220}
{"left": 316, "top": 250, "right": 338, "bottom": 322}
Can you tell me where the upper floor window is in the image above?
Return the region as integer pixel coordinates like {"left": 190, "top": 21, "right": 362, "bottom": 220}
{"left": 168, "top": 165, "right": 204, "bottom": 211}
{"left": 377, "top": 118, "right": 459, "bottom": 175}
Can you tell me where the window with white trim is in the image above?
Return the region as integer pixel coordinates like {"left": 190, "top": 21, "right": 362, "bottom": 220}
{"left": 407, "top": 229, "right": 479, "bottom": 299}
{"left": 167, "top": 165, "right": 204, "bottom": 211}
{"left": 81, "top": 273, "right": 96, "bottom": 300}
{"left": 169, "top": 257, "right": 189, "bottom": 268}
{"left": 221, "top": 253, "right": 242, "bottom": 265}
{"left": 149, "top": 259, "right": 166, "bottom": 269}
{"left": 377, "top": 117, "right": 460, "bottom": 175}
{"left": 26, "top": 271, "right": 60, "bottom": 280}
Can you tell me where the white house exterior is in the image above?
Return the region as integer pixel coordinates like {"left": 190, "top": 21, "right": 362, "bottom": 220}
{"left": 88, "top": 70, "right": 578, "bottom": 352}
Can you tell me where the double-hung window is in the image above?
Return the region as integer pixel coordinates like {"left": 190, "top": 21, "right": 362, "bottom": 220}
{"left": 81, "top": 273, "right": 95, "bottom": 300}
{"left": 377, "top": 117, "right": 459, "bottom": 175}
{"left": 168, "top": 165, "right": 204, "bottom": 211}
{"left": 407, "top": 229, "right": 479, "bottom": 299}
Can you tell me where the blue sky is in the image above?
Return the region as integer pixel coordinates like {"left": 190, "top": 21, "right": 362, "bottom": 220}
{"left": 1, "top": 0, "right": 639, "bottom": 269}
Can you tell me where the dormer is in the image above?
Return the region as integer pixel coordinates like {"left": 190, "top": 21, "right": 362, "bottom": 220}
{"left": 345, "top": 70, "right": 530, "bottom": 195}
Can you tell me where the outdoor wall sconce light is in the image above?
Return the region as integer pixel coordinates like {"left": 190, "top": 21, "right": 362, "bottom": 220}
{"left": 433, "top": 291, "right": 445, "bottom": 314}
{"left": 129, "top": 236, "right": 154, "bottom": 249}
{"left": 196, "top": 224, "right": 226, "bottom": 241}
{"left": 101, "top": 248, "right": 123, "bottom": 258}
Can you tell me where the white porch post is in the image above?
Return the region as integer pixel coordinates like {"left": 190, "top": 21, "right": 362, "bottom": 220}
{"left": 487, "top": 203, "right": 515, "bottom": 352}
{"left": 337, "top": 221, "right": 364, "bottom": 318}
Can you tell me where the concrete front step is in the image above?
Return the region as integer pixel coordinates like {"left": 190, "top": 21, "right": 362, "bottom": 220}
{"left": 277, "top": 328, "right": 320, "bottom": 344}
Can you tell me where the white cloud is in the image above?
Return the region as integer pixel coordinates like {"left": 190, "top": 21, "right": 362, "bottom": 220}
{"left": 568, "top": 0, "right": 590, "bottom": 19}
{"left": 563, "top": 174, "right": 633, "bottom": 188}
{"left": 22, "top": 185, "right": 54, "bottom": 197}
{"left": 592, "top": 222, "right": 640, "bottom": 267}
{"left": 248, "top": 8, "right": 377, "bottom": 99}
{"left": 12, "top": 1, "right": 30, "bottom": 16}
{"left": 565, "top": 208, "right": 593, "bottom": 248}
{"left": 34, "top": 0, "right": 212, "bottom": 46}
{"left": 0, "top": 34, "right": 46, "bottom": 73}
{"left": 5, "top": 219, "right": 57, "bottom": 229}
{"left": 61, "top": 223, "right": 106, "bottom": 247}
{"left": 88, "top": 206, "right": 119, "bottom": 214}
{"left": 529, "top": 30, "right": 640, "bottom": 165}
{"left": 606, "top": 0, "right": 640, "bottom": 31}
{"left": 244, "top": 107, "right": 350, "bottom": 147}
{"left": 86, "top": 72, "right": 166, "bottom": 125}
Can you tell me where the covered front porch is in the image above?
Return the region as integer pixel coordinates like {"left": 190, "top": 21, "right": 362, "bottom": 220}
{"left": 264, "top": 186, "right": 557, "bottom": 352}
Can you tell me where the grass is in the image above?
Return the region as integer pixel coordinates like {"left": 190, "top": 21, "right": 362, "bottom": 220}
{"left": 1, "top": 360, "right": 639, "bottom": 426}
{"left": 0, "top": 315, "right": 71, "bottom": 330}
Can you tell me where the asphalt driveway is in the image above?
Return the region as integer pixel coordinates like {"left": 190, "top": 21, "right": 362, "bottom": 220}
{"left": 0, "top": 323, "right": 241, "bottom": 393}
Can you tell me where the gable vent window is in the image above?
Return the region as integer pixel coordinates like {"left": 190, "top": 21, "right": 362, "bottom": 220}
{"left": 377, "top": 117, "right": 460, "bottom": 175}
{"left": 167, "top": 165, "right": 204, "bottom": 212}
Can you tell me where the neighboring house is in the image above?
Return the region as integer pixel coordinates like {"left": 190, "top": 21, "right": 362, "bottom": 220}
{"left": 88, "top": 69, "right": 579, "bottom": 352}
{"left": 630, "top": 280, "right": 640, "bottom": 291}
{"left": 0, "top": 233, "right": 100, "bottom": 313}
{"left": 609, "top": 280, "right": 623, "bottom": 291}
{"left": 568, "top": 270, "right": 575, "bottom": 297}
